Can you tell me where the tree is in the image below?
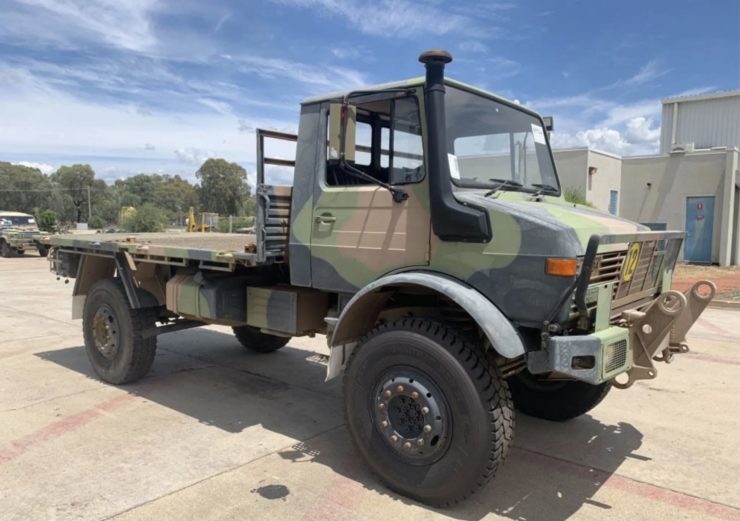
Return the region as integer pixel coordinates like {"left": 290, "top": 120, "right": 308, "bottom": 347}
{"left": 0, "top": 162, "right": 52, "bottom": 213}
{"left": 196, "top": 159, "right": 248, "bottom": 216}
{"left": 120, "top": 204, "right": 167, "bottom": 232}
{"left": 153, "top": 175, "right": 198, "bottom": 224}
{"left": 51, "top": 164, "right": 96, "bottom": 222}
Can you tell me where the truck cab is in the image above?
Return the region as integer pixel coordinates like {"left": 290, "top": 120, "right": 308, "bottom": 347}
{"left": 0, "top": 211, "right": 48, "bottom": 257}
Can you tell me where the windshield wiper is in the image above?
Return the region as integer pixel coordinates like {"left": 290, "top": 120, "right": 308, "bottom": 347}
{"left": 529, "top": 183, "right": 559, "bottom": 197}
{"left": 484, "top": 178, "right": 523, "bottom": 197}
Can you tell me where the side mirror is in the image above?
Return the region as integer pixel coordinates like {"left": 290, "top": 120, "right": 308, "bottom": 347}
{"left": 542, "top": 116, "right": 554, "bottom": 132}
{"left": 328, "top": 102, "right": 356, "bottom": 162}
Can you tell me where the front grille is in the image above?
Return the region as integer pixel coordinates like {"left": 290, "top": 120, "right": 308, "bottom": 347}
{"left": 589, "top": 241, "right": 666, "bottom": 316}
{"left": 604, "top": 340, "right": 628, "bottom": 374}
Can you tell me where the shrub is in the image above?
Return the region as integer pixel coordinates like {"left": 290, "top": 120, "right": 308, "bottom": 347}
{"left": 37, "top": 209, "right": 57, "bottom": 232}
{"left": 87, "top": 215, "right": 106, "bottom": 230}
{"left": 120, "top": 204, "right": 167, "bottom": 232}
{"left": 563, "top": 187, "right": 594, "bottom": 207}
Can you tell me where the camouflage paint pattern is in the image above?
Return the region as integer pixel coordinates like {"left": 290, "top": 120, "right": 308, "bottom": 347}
{"left": 48, "top": 76, "right": 685, "bottom": 350}
{"left": 246, "top": 286, "right": 327, "bottom": 335}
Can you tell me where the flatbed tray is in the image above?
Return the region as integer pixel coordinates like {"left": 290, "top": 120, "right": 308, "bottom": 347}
{"left": 47, "top": 232, "right": 260, "bottom": 269}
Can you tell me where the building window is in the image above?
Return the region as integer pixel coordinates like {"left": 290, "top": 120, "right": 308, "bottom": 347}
{"left": 608, "top": 190, "right": 618, "bottom": 215}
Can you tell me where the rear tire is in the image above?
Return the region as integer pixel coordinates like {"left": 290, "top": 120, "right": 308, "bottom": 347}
{"left": 1, "top": 241, "right": 13, "bottom": 257}
{"left": 82, "top": 278, "right": 158, "bottom": 384}
{"left": 232, "top": 325, "right": 290, "bottom": 353}
{"left": 508, "top": 370, "right": 612, "bottom": 421}
{"left": 37, "top": 245, "right": 49, "bottom": 257}
{"left": 344, "top": 318, "right": 514, "bottom": 506}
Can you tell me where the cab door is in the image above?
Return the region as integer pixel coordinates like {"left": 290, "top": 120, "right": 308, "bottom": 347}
{"left": 310, "top": 93, "right": 430, "bottom": 293}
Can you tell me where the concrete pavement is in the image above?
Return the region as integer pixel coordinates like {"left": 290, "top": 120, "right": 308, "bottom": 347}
{"left": 1, "top": 256, "right": 739, "bottom": 521}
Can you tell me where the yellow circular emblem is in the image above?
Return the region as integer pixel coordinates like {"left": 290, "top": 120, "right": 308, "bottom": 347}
{"left": 622, "top": 242, "right": 641, "bottom": 282}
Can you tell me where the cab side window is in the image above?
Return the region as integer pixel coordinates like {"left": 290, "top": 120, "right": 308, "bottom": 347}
{"left": 326, "top": 95, "right": 424, "bottom": 186}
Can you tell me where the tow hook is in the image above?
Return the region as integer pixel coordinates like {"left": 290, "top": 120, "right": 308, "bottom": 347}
{"left": 614, "top": 280, "right": 715, "bottom": 389}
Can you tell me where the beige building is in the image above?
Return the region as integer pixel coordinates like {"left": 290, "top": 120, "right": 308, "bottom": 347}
{"left": 553, "top": 147, "right": 740, "bottom": 266}
{"left": 553, "top": 148, "right": 622, "bottom": 214}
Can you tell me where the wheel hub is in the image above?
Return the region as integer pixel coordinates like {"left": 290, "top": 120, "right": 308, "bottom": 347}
{"left": 374, "top": 370, "right": 448, "bottom": 462}
{"left": 92, "top": 305, "right": 119, "bottom": 359}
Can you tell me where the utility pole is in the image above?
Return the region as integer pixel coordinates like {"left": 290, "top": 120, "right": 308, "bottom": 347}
{"left": 87, "top": 185, "right": 92, "bottom": 222}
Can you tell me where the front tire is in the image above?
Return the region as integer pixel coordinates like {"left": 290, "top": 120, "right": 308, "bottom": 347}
{"left": 508, "top": 370, "right": 612, "bottom": 421}
{"left": 37, "top": 245, "right": 49, "bottom": 257}
{"left": 344, "top": 318, "right": 514, "bottom": 506}
{"left": 232, "top": 325, "right": 290, "bottom": 353}
{"left": 1, "top": 241, "right": 13, "bottom": 257}
{"left": 82, "top": 278, "right": 158, "bottom": 384}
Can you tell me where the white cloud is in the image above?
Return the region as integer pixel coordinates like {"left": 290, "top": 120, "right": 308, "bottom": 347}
{"left": 458, "top": 40, "right": 489, "bottom": 53}
{"left": 549, "top": 116, "right": 662, "bottom": 156}
{"left": 223, "top": 54, "right": 366, "bottom": 90}
{"left": 174, "top": 147, "right": 216, "bottom": 165}
{"left": 624, "top": 116, "right": 661, "bottom": 145}
{"left": 12, "top": 161, "right": 55, "bottom": 174}
{"left": 0, "top": 66, "right": 298, "bottom": 179}
{"left": 272, "top": 0, "right": 475, "bottom": 37}
{"left": 14, "top": 0, "right": 158, "bottom": 52}
{"left": 623, "top": 60, "right": 669, "bottom": 86}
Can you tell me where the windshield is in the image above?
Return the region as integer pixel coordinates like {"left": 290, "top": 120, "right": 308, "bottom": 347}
{"left": 0, "top": 216, "right": 35, "bottom": 226}
{"left": 445, "top": 86, "right": 559, "bottom": 193}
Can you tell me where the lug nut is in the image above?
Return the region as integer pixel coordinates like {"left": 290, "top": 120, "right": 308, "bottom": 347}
{"left": 423, "top": 424, "right": 432, "bottom": 433}
{"left": 410, "top": 391, "right": 419, "bottom": 399}
{"left": 381, "top": 420, "right": 389, "bottom": 428}
{"left": 403, "top": 441, "right": 412, "bottom": 449}
{"left": 421, "top": 407, "right": 429, "bottom": 415}
{"left": 383, "top": 390, "right": 392, "bottom": 398}
{"left": 378, "top": 403, "right": 385, "bottom": 411}
{"left": 390, "top": 435, "right": 398, "bottom": 443}
{"left": 396, "top": 385, "right": 405, "bottom": 393}
{"left": 417, "top": 439, "right": 424, "bottom": 446}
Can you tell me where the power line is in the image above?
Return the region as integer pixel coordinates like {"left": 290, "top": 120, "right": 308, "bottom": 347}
{"left": 0, "top": 187, "right": 107, "bottom": 192}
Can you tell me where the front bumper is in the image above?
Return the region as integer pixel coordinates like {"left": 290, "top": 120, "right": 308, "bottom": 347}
{"left": 528, "top": 326, "right": 630, "bottom": 385}
{"left": 529, "top": 280, "right": 715, "bottom": 386}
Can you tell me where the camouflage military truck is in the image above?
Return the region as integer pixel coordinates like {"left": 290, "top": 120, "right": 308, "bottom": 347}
{"left": 0, "top": 211, "right": 49, "bottom": 257}
{"left": 45, "top": 50, "right": 716, "bottom": 506}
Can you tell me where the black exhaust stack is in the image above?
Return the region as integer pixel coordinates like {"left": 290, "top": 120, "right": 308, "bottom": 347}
{"left": 419, "top": 49, "right": 491, "bottom": 243}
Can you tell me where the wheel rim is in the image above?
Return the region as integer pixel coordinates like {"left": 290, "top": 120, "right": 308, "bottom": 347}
{"left": 373, "top": 367, "right": 450, "bottom": 464}
{"left": 92, "top": 305, "right": 120, "bottom": 359}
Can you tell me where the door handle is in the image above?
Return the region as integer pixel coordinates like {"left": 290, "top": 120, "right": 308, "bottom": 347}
{"left": 314, "top": 215, "right": 336, "bottom": 224}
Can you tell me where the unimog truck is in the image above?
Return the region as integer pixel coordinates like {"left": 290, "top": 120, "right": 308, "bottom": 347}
{"left": 0, "top": 211, "right": 49, "bottom": 257}
{"left": 44, "top": 50, "right": 715, "bottom": 506}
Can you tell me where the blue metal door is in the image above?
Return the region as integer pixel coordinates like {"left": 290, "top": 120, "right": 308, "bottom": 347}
{"left": 685, "top": 196, "right": 714, "bottom": 263}
{"left": 608, "top": 190, "right": 618, "bottom": 215}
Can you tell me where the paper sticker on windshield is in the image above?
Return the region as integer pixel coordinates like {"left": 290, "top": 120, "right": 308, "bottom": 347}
{"left": 531, "top": 123, "right": 546, "bottom": 145}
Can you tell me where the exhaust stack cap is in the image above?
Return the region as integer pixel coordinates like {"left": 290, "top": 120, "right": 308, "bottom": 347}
{"left": 418, "top": 49, "right": 453, "bottom": 64}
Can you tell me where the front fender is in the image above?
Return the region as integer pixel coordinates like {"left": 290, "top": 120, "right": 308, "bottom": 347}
{"left": 327, "top": 271, "right": 525, "bottom": 380}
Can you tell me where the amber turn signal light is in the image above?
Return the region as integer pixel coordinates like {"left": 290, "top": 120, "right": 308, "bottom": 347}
{"left": 545, "top": 258, "right": 578, "bottom": 277}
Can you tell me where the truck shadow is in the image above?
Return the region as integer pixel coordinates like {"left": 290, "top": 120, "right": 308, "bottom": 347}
{"left": 36, "top": 327, "right": 646, "bottom": 521}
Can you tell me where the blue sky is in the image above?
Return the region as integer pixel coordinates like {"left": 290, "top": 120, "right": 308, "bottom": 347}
{"left": 1, "top": 0, "right": 738, "bottom": 184}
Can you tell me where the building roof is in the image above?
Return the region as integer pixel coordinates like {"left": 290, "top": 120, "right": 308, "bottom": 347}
{"left": 662, "top": 89, "right": 740, "bottom": 105}
{"left": 0, "top": 211, "right": 33, "bottom": 217}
